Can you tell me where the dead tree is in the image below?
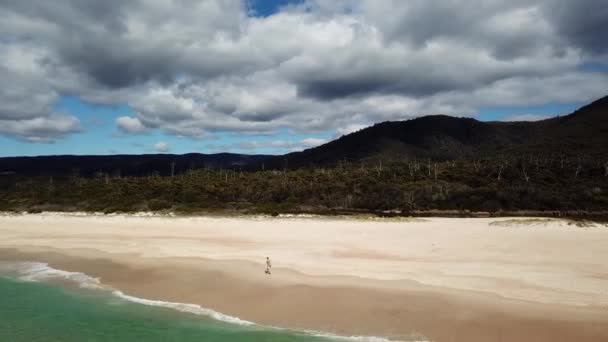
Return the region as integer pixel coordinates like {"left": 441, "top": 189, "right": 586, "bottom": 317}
{"left": 344, "top": 194, "right": 353, "bottom": 208}
{"left": 170, "top": 161, "right": 176, "bottom": 178}
{"left": 375, "top": 161, "right": 383, "bottom": 177}
{"left": 47, "top": 176, "right": 54, "bottom": 194}
{"left": 71, "top": 168, "right": 81, "bottom": 188}
{"left": 497, "top": 162, "right": 505, "bottom": 181}
{"left": 413, "top": 158, "right": 419, "bottom": 172}
{"left": 521, "top": 165, "right": 530, "bottom": 183}
{"left": 473, "top": 159, "right": 481, "bottom": 172}
{"left": 575, "top": 158, "right": 582, "bottom": 178}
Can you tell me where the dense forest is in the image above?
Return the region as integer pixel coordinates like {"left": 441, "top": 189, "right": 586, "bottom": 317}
{"left": 1, "top": 156, "right": 607, "bottom": 217}
{"left": 1, "top": 96, "right": 607, "bottom": 218}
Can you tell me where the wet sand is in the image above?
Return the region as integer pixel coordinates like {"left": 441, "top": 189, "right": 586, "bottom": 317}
{"left": 0, "top": 213, "right": 607, "bottom": 341}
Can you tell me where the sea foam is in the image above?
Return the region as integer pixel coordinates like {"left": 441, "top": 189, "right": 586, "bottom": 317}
{"left": 0, "top": 261, "right": 102, "bottom": 289}
{"left": 2, "top": 261, "right": 252, "bottom": 326}
{"left": 1, "top": 261, "right": 429, "bottom": 342}
{"left": 111, "top": 290, "right": 254, "bottom": 326}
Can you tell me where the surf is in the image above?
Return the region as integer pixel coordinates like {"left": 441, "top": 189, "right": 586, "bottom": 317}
{"left": 0, "top": 261, "right": 427, "bottom": 342}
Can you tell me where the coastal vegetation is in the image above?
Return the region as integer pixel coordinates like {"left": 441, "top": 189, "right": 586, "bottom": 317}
{"left": 1, "top": 155, "right": 607, "bottom": 217}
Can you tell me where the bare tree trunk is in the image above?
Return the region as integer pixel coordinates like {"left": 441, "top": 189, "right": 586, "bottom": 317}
{"left": 47, "top": 176, "right": 54, "bottom": 194}
{"left": 497, "top": 163, "right": 505, "bottom": 181}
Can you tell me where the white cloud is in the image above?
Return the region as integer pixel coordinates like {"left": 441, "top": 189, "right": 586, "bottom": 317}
{"left": 336, "top": 123, "right": 368, "bottom": 136}
{"left": 232, "top": 137, "right": 327, "bottom": 153}
{"left": 502, "top": 114, "right": 552, "bottom": 122}
{"left": 0, "top": 115, "right": 81, "bottom": 143}
{"left": 116, "top": 116, "right": 147, "bottom": 134}
{"left": 153, "top": 141, "right": 170, "bottom": 153}
{"left": 300, "top": 138, "right": 327, "bottom": 147}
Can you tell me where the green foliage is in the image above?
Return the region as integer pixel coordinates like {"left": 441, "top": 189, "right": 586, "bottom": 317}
{"left": 147, "top": 199, "right": 172, "bottom": 211}
{"left": 1, "top": 156, "right": 607, "bottom": 215}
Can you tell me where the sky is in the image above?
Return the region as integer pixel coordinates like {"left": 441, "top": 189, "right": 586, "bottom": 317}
{"left": 0, "top": 0, "right": 607, "bottom": 157}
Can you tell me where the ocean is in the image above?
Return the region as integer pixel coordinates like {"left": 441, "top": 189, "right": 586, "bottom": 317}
{"left": 0, "top": 262, "right": 344, "bottom": 342}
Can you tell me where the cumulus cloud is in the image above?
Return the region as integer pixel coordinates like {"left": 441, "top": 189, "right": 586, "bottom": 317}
{"left": 502, "top": 114, "right": 553, "bottom": 122}
{"left": 0, "top": 115, "right": 81, "bottom": 143}
{"left": 233, "top": 137, "right": 327, "bottom": 153}
{"left": 153, "top": 141, "right": 170, "bottom": 153}
{"left": 300, "top": 138, "right": 327, "bottom": 147}
{"left": 0, "top": 42, "right": 82, "bottom": 142}
{"left": 336, "top": 123, "right": 368, "bottom": 136}
{"left": 116, "top": 116, "right": 147, "bottom": 134}
{"left": 0, "top": 0, "right": 606, "bottom": 146}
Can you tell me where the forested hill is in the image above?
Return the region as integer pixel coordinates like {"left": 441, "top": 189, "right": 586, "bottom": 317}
{"left": 0, "top": 153, "right": 269, "bottom": 177}
{"left": 259, "top": 95, "right": 608, "bottom": 169}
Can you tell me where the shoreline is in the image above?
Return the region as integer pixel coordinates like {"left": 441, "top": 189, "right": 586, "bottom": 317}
{"left": 1, "top": 214, "right": 607, "bottom": 341}
{"left": 3, "top": 209, "right": 608, "bottom": 223}
{"left": 3, "top": 248, "right": 608, "bottom": 342}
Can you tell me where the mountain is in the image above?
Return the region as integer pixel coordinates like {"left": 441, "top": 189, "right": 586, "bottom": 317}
{"left": 258, "top": 96, "right": 608, "bottom": 169}
{"left": 1, "top": 96, "right": 606, "bottom": 176}
{"left": 0, "top": 153, "right": 269, "bottom": 177}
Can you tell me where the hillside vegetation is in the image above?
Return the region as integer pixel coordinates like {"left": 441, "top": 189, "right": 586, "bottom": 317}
{"left": 0, "top": 96, "right": 607, "bottom": 217}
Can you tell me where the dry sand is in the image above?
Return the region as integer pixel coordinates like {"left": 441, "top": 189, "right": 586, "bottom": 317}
{"left": 0, "top": 213, "right": 607, "bottom": 341}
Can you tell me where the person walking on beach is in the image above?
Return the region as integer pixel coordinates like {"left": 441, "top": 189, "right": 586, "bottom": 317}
{"left": 265, "top": 257, "right": 272, "bottom": 275}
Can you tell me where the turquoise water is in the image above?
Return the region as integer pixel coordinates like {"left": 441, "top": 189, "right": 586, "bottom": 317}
{"left": 0, "top": 276, "right": 330, "bottom": 342}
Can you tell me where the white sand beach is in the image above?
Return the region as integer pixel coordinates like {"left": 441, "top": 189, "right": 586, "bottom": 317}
{"left": 1, "top": 213, "right": 607, "bottom": 341}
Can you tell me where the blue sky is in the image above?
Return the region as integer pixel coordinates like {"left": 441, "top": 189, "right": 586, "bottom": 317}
{"left": 247, "top": 0, "right": 304, "bottom": 16}
{"left": 1, "top": 0, "right": 606, "bottom": 157}
{"left": 0, "top": 96, "right": 583, "bottom": 157}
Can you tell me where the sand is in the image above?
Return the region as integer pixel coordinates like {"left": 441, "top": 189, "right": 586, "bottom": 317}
{"left": 0, "top": 213, "right": 607, "bottom": 341}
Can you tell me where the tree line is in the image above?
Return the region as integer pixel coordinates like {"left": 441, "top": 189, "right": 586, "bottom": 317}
{"left": 1, "top": 155, "right": 607, "bottom": 216}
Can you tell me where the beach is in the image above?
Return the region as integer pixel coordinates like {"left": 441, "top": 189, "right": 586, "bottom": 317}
{"left": 0, "top": 213, "right": 607, "bottom": 341}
